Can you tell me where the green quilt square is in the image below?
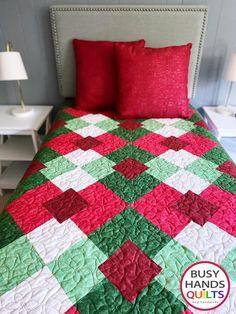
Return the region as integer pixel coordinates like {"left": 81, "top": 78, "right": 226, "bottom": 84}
{"left": 189, "top": 112, "right": 202, "bottom": 123}
{"left": 76, "top": 278, "right": 187, "bottom": 314}
{"left": 82, "top": 157, "right": 115, "bottom": 180}
{"left": 100, "top": 171, "right": 160, "bottom": 203}
{"left": 40, "top": 156, "right": 76, "bottom": 180}
{"left": 213, "top": 173, "right": 236, "bottom": 194}
{"left": 0, "top": 236, "right": 44, "bottom": 296}
{"left": 202, "top": 146, "right": 231, "bottom": 166}
{"left": 153, "top": 239, "right": 200, "bottom": 302}
{"left": 48, "top": 238, "right": 107, "bottom": 304}
{"left": 171, "top": 119, "right": 195, "bottom": 132}
{"left": 0, "top": 211, "right": 24, "bottom": 249}
{"left": 34, "top": 146, "right": 61, "bottom": 164}
{"left": 44, "top": 126, "right": 71, "bottom": 142}
{"left": 89, "top": 206, "right": 171, "bottom": 259}
{"left": 56, "top": 110, "right": 77, "bottom": 122}
{"left": 142, "top": 119, "right": 164, "bottom": 132}
{"left": 221, "top": 246, "right": 236, "bottom": 283}
{"left": 106, "top": 144, "right": 155, "bottom": 164}
{"left": 186, "top": 158, "right": 221, "bottom": 183}
{"left": 110, "top": 127, "right": 150, "bottom": 142}
{"left": 191, "top": 126, "right": 218, "bottom": 142}
{"left": 96, "top": 119, "right": 119, "bottom": 131}
{"left": 66, "top": 118, "right": 89, "bottom": 131}
{"left": 146, "top": 157, "right": 180, "bottom": 181}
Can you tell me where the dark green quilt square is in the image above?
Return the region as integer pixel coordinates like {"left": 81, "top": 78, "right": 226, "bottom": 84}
{"left": 89, "top": 206, "right": 171, "bottom": 259}
{"left": 56, "top": 110, "right": 77, "bottom": 122}
{"left": 191, "top": 126, "right": 218, "bottom": 142}
{"left": 110, "top": 127, "right": 150, "bottom": 142}
{"left": 214, "top": 173, "right": 236, "bottom": 194}
{"left": 76, "top": 278, "right": 186, "bottom": 314}
{"left": 100, "top": 171, "right": 160, "bottom": 204}
{"left": 34, "top": 146, "right": 61, "bottom": 164}
{"left": 105, "top": 144, "right": 155, "bottom": 164}
{"left": 202, "top": 146, "right": 231, "bottom": 166}
{"left": 44, "top": 126, "right": 71, "bottom": 142}
{"left": 0, "top": 211, "right": 24, "bottom": 249}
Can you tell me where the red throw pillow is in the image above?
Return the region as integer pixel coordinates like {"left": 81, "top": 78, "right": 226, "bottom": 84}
{"left": 73, "top": 39, "right": 145, "bottom": 111}
{"left": 116, "top": 43, "right": 192, "bottom": 118}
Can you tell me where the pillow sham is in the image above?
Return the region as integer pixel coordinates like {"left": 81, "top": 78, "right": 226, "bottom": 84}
{"left": 73, "top": 39, "right": 145, "bottom": 111}
{"left": 115, "top": 43, "right": 192, "bottom": 118}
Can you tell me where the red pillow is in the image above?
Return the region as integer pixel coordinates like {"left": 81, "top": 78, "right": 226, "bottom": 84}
{"left": 73, "top": 39, "right": 145, "bottom": 111}
{"left": 116, "top": 43, "right": 192, "bottom": 118}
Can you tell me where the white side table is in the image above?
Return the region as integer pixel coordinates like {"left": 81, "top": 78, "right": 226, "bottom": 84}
{"left": 0, "top": 105, "right": 53, "bottom": 194}
{"left": 202, "top": 106, "right": 236, "bottom": 141}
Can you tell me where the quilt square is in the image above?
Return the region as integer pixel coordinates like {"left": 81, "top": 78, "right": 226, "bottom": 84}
{"left": 65, "top": 148, "right": 102, "bottom": 167}
{"left": 113, "top": 158, "right": 148, "bottom": 179}
{"left": 159, "top": 149, "right": 198, "bottom": 168}
{"left": 75, "top": 136, "right": 101, "bottom": 151}
{"left": 171, "top": 191, "right": 219, "bottom": 226}
{"left": 48, "top": 238, "right": 107, "bottom": 304}
{"left": 93, "top": 132, "right": 127, "bottom": 156}
{"left": 99, "top": 240, "right": 162, "bottom": 302}
{"left": 160, "top": 136, "right": 189, "bottom": 151}
{"left": 0, "top": 267, "right": 73, "bottom": 313}
{"left": 80, "top": 113, "right": 109, "bottom": 124}
{"left": 118, "top": 119, "right": 143, "bottom": 130}
{"left": 133, "top": 133, "right": 169, "bottom": 156}
{"left": 155, "top": 125, "right": 187, "bottom": 137}
{"left": 110, "top": 127, "right": 150, "bottom": 142}
{"left": 175, "top": 221, "right": 236, "bottom": 264}
{"left": 146, "top": 157, "right": 180, "bottom": 181}
{"left": 180, "top": 133, "right": 217, "bottom": 156}
{"left": 217, "top": 160, "right": 236, "bottom": 178}
{"left": 0, "top": 236, "right": 44, "bottom": 296}
{"left": 164, "top": 169, "right": 210, "bottom": 194}
{"left": 27, "top": 218, "right": 86, "bottom": 264}
{"left": 45, "top": 132, "right": 83, "bottom": 155}
{"left": 75, "top": 125, "right": 106, "bottom": 137}
{"left": 44, "top": 188, "right": 89, "bottom": 223}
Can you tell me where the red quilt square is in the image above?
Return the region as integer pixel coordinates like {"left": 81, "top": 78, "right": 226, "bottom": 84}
{"left": 64, "top": 306, "right": 80, "bottom": 314}
{"left": 217, "top": 160, "right": 236, "bottom": 179}
{"left": 72, "top": 182, "right": 127, "bottom": 235}
{"left": 75, "top": 136, "right": 101, "bottom": 151}
{"left": 133, "top": 183, "right": 188, "bottom": 237}
{"left": 49, "top": 119, "right": 66, "bottom": 132}
{"left": 44, "top": 188, "right": 89, "bottom": 223}
{"left": 6, "top": 182, "right": 61, "bottom": 234}
{"left": 172, "top": 190, "right": 219, "bottom": 226}
{"left": 179, "top": 132, "right": 217, "bottom": 156}
{"left": 194, "top": 120, "right": 209, "bottom": 130}
{"left": 201, "top": 185, "right": 236, "bottom": 237}
{"left": 133, "top": 133, "right": 168, "bottom": 156}
{"left": 93, "top": 132, "right": 127, "bottom": 156}
{"left": 99, "top": 240, "right": 162, "bottom": 302}
{"left": 113, "top": 158, "right": 148, "bottom": 179}
{"left": 119, "top": 120, "right": 143, "bottom": 130}
{"left": 45, "top": 132, "right": 83, "bottom": 155}
{"left": 160, "top": 136, "right": 189, "bottom": 151}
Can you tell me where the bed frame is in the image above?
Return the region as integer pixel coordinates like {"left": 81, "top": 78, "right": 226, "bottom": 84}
{"left": 49, "top": 5, "right": 208, "bottom": 99}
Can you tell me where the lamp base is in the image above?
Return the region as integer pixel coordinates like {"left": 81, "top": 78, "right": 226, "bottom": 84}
{"left": 11, "top": 106, "right": 33, "bottom": 117}
{"left": 215, "top": 106, "right": 234, "bottom": 117}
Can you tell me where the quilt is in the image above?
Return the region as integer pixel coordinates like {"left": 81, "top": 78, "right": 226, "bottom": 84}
{"left": 0, "top": 104, "right": 236, "bottom": 314}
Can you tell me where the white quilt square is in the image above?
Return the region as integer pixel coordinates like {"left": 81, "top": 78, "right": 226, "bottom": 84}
{"left": 160, "top": 149, "right": 198, "bottom": 168}
{"left": 75, "top": 125, "right": 106, "bottom": 137}
{"left": 0, "top": 267, "right": 73, "bottom": 314}
{"left": 51, "top": 167, "right": 97, "bottom": 192}
{"left": 27, "top": 219, "right": 86, "bottom": 264}
{"left": 175, "top": 221, "right": 236, "bottom": 264}
{"left": 164, "top": 169, "right": 210, "bottom": 194}
{"left": 157, "top": 118, "right": 181, "bottom": 125}
{"left": 155, "top": 125, "right": 187, "bottom": 137}
{"left": 65, "top": 149, "right": 102, "bottom": 167}
{"left": 80, "top": 113, "right": 109, "bottom": 124}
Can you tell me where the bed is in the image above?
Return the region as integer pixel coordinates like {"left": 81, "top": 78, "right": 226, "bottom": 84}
{"left": 1, "top": 5, "right": 236, "bottom": 314}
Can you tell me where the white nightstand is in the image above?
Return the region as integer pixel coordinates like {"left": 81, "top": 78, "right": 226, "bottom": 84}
{"left": 0, "top": 105, "right": 53, "bottom": 194}
{"left": 202, "top": 106, "right": 236, "bottom": 162}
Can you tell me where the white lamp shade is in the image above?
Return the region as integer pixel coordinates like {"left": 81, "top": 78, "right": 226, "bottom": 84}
{"left": 224, "top": 53, "right": 236, "bottom": 82}
{"left": 0, "top": 51, "right": 28, "bottom": 81}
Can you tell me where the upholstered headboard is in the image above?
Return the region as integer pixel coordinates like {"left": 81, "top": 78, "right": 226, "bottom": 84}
{"left": 50, "top": 5, "right": 208, "bottom": 99}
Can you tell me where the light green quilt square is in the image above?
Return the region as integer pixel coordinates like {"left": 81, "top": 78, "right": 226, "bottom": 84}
{"left": 186, "top": 158, "right": 221, "bottom": 183}
{"left": 146, "top": 157, "right": 180, "bottom": 181}
{"left": 82, "top": 157, "right": 115, "bottom": 180}
{"left": 96, "top": 119, "right": 119, "bottom": 131}
{"left": 0, "top": 236, "right": 44, "bottom": 296}
{"left": 221, "top": 246, "right": 236, "bottom": 283}
{"left": 40, "top": 156, "right": 76, "bottom": 180}
{"left": 153, "top": 239, "right": 200, "bottom": 302}
{"left": 142, "top": 119, "right": 164, "bottom": 132}
{"left": 66, "top": 118, "right": 89, "bottom": 131}
{"left": 48, "top": 238, "right": 107, "bottom": 304}
{"left": 171, "top": 119, "right": 195, "bottom": 132}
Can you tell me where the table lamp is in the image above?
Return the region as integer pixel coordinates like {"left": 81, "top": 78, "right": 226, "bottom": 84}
{"left": 0, "top": 41, "right": 32, "bottom": 116}
{"left": 216, "top": 53, "right": 236, "bottom": 116}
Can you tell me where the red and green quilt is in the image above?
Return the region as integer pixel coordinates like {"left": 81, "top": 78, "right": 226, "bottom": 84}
{"left": 0, "top": 104, "right": 236, "bottom": 314}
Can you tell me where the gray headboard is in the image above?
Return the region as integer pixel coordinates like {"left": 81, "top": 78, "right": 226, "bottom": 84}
{"left": 50, "top": 5, "right": 208, "bottom": 99}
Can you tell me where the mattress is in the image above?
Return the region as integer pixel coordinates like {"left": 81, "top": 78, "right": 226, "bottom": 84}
{"left": 0, "top": 104, "right": 236, "bottom": 314}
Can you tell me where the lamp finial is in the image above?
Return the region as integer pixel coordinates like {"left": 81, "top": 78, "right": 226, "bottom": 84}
{"left": 5, "top": 41, "right": 13, "bottom": 52}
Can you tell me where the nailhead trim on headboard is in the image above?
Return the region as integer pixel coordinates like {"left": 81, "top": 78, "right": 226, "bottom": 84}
{"left": 50, "top": 5, "right": 208, "bottom": 98}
